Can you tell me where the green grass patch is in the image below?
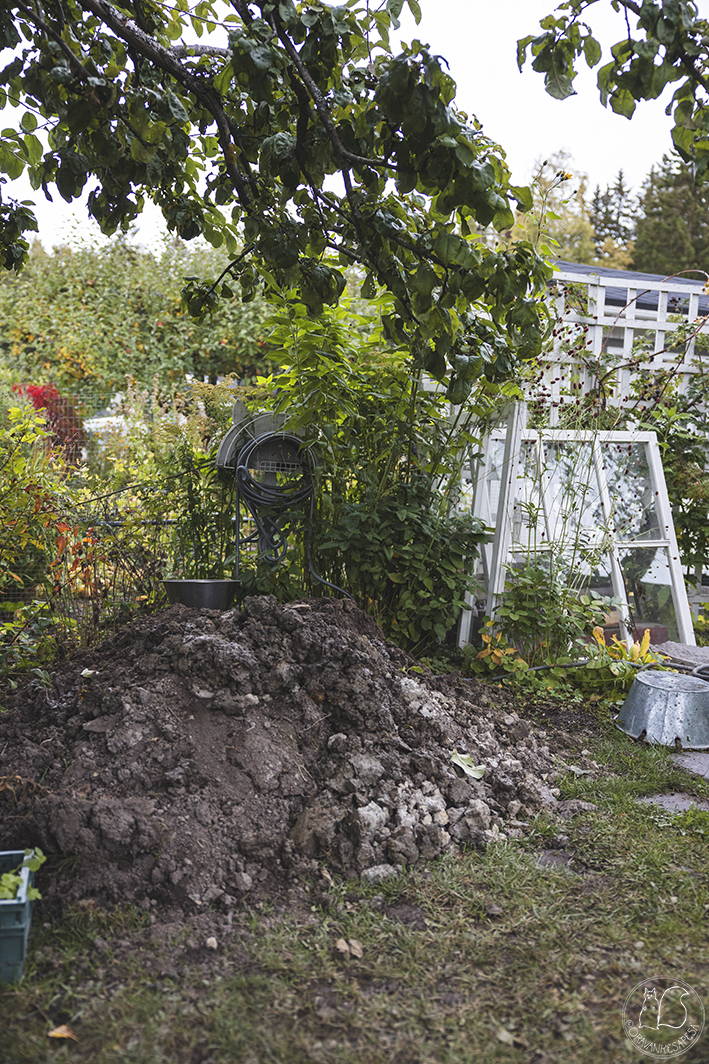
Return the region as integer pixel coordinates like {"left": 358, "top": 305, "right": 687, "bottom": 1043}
{"left": 2, "top": 722, "right": 709, "bottom": 1064}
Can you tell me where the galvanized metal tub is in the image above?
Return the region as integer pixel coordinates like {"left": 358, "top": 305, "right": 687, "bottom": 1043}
{"left": 616, "top": 670, "right": 709, "bottom": 749}
{"left": 163, "top": 579, "right": 239, "bottom": 610}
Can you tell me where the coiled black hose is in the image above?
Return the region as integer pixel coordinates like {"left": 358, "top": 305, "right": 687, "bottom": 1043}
{"left": 235, "top": 432, "right": 352, "bottom": 599}
{"left": 236, "top": 433, "right": 314, "bottom": 563}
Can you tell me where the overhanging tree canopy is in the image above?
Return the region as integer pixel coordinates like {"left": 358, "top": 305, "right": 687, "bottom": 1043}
{"left": 1, "top": 1, "right": 708, "bottom": 400}
{"left": 518, "top": 0, "right": 709, "bottom": 176}
{"left": 0, "top": 0, "right": 554, "bottom": 403}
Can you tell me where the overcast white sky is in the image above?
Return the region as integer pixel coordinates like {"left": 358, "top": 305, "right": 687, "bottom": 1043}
{"left": 398, "top": 0, "right": 700, "bottom": 189}
{"left": 4, "top": 0, "right": 709, "bottom": 248}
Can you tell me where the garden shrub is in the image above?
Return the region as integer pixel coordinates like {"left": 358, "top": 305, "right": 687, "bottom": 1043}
{"left": 230, "top": 297, "right": 489, "bottom": 655}
{"left": 465, "top": 562, "right": 616, "bottom": 679}
{"left": 0, "top": 405, "right": 65, "bottom": 687}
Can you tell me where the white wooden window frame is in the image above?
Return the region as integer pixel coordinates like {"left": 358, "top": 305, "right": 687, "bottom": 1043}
{"left": 459, "top": 413, "right": 695, "bottom": 648}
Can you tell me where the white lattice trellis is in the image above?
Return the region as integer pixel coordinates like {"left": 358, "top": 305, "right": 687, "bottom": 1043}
{"left": 543, "top": 265, "right": 709, "bottom": 418}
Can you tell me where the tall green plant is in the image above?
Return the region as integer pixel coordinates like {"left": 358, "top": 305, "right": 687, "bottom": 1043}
{"left": 163, "top": 445, "right": 235, "bottom": 581}
{"left": 319, "top": 480, "right": 485, "bottom": 651}
{"left": 0, "top": 404, "right": 57, "bottom": 601}
{"left": 490, "top": 562, "right": 612, "bottom": 668}
{"left": 241, "top": 296, "right": 488, "bottom": 654}
{"left": 91, "top": 377, "right": 241, "bottom": 581}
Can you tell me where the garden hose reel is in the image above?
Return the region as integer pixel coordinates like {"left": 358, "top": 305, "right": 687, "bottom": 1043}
{"left": 216, "top": 401, "right": 315, "bottom": 574}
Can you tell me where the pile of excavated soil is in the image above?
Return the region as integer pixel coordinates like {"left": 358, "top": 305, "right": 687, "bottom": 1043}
{"left": 0, "top": 596, "right": 591, "bottom": 919}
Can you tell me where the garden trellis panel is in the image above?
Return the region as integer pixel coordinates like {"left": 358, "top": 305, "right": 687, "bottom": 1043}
{"left": 545, "top": 264, "right": 709, "bottom": 416}
{"left": 461, "top": 422, "right": 695, "bottom": 649}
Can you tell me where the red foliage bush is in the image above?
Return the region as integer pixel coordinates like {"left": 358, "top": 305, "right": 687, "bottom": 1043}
{"left": 12, "top": 383, "right": 86, "bottom": 464}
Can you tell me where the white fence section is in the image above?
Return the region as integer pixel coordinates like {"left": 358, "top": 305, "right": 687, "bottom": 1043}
{"left": 545, "top": 264, "right": 709, "bottom": 417}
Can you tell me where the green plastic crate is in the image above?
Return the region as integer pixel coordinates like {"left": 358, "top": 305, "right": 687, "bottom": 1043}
{"left": 0, "top": 851, "right": 34, "bottom": 984}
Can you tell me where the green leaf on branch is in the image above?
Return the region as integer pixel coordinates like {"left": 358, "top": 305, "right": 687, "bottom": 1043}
{"left": 610, "top": 89, "right": 637, "bottom": 119}
{"left": 360, "top": 273, "right": 377, "bottom": 299}
{"left": 583, "top": 35, "right": 602, "bottom": 68}
{"left": 406, "top": 0, "right": 422, "bottom": 23}
{"left": 433, "top": 232, "right": 480, "bottom": 269}
{"left": 0, "top": 142, "right": 24, "bottom": 179}
{"left": 166, "top": 91, "right": 189, "bottom": 124}
{"left": 509, "top": 185, "right": 533, "bottom": 212}
{"left": 544, "top": 69, "right": 576, "bottom": 100}
{"left": 517, "top": 35, "right": 534, "bottom": 72}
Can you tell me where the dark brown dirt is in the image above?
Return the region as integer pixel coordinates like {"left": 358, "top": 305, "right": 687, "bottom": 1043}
{"left": 0, "top": 596, "right": 593, "bottom": 922}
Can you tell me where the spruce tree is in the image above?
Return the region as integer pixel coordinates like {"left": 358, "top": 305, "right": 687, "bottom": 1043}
{"left": 632, "top": 156, "right": 709, "bottom": 277}
{"left": 590, "top": 170, "right": 635, "bottom": 257}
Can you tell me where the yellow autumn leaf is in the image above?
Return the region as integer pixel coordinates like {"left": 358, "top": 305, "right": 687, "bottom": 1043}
{"left": 639, "top": 628, "right": 650, "bottom": 657}
{"left": 48, "top": 1025, "right": 78, "bottom": 1041}
{"left": 609, "top": 635, "right": 625, "bottom": 658}
{"left": 592, "top": 626, "right": 606, "bottom": 647}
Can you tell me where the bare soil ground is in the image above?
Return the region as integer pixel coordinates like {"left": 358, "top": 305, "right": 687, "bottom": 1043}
{"left": 5, "top": 599, "right": 709, "bottom": 1064}
{"left": 0, "top": 596, "right": 593, "bottom": 923}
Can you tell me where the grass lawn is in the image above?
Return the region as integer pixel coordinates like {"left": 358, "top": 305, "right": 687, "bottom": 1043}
{"left": 2, "top": 719, "right": 708, "bottom": 1064}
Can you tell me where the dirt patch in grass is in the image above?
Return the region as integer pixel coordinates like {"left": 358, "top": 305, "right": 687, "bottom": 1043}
{"left": 510, "top": 688, "right": 607, "bottom": 742}
{"left": 4, "top": 607, "right": 709, "bottom": 1064}
{"left": 0, "top": 595, "right": 592, "bottom": 921}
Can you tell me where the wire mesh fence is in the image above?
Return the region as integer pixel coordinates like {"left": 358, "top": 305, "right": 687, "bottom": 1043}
{"left": 0, "top": 381, "right": 250, "bottom": 675}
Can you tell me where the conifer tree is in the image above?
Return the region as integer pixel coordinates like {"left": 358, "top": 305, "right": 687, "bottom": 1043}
{"left": 632, "top": 156, "right": 709, "bottom": 277}
{"left": 589, "top": 170, "right": 635, "bottom": 268}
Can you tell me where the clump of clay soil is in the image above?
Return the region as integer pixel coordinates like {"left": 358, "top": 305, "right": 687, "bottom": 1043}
{"left": 0, "top": 596, "right": 582, "bottom": 918}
